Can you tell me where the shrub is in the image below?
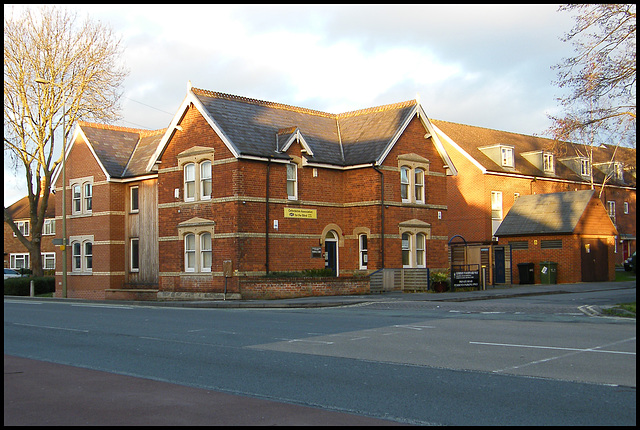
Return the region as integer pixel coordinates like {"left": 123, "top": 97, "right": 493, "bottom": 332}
{"left": 4, "top": 276, "right": 55, "bottom": 296}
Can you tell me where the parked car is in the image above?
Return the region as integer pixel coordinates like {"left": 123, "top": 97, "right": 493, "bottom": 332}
{"left": 623, "top": 252, "right": 636, "bottom": 273}
{"left": 4, "top": 268, "right": 21, "bottom": 279}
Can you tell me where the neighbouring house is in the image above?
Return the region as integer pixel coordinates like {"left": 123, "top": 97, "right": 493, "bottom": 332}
{"left": 52, "top": 84, "right": 456, "bottom": 299}
{"left": 432, "top": 120, "right": 636, "bottom": 269}
{"left": 494, "top": 190, "right": 618, "bottom": 284}
{"left": 4, "top": 194, "right": 57, "bottom": 272}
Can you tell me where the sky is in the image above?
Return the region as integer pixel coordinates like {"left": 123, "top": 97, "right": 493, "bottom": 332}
{"left": 4, "top": 4, "right": 579, "bottom": 206}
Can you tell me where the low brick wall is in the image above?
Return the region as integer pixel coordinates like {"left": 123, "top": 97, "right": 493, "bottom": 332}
{"left": 239, "top": 276, "right": 370, "bottom": 300}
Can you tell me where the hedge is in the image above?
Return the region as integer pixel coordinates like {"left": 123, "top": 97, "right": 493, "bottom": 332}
{"left": 4, "top": 276, "right": 55, "bottom": 296}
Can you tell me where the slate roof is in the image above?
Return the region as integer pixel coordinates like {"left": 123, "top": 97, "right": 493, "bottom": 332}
{"left": 78, "top": 122, "right": 166, "bottom": 178}
{"left": 431, "top": 119, "right": 636, "bottom": 187}
{"left": 494, "top": 190, "right": 597, "bottom": 236}
{"left": 191, "top": 88, "right": 418, "bottom": 166}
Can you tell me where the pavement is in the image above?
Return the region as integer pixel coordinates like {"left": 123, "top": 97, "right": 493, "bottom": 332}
{"left": 4, "top": 278, "right": 636, "bottom": 425}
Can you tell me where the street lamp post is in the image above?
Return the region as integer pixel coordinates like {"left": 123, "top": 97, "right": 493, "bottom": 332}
{"left": 35, "top": 78, "right": 67, "bottom": 298}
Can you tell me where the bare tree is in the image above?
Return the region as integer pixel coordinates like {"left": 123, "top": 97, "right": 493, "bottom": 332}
{"left": 550, "top": 4, "right": 636, "bottom": 139}
{"left": 4, "top": 6, "right": 128, "bottom": 276}
{"left": 547, "top": 4, "right": 636, "bottom": 195}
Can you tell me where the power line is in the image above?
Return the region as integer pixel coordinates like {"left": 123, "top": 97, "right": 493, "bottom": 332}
{"left": 123, "top": 96, "right": 174, "bottom": 116}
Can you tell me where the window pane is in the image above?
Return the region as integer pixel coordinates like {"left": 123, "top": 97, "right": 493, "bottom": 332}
{"left": 201, "top": 232, "right": 212, "bottom": 270}
{"left": 131, "top": 187, "right": 139, "bottom": 211}
{"left": 400, "top": 167, "right": 409, "bottom": 200}
{"left": 85, "top": 242, "right": 92, "bottom": 269}
{"left": 415, "top": 169, "right": 424, "bottom": 201}
{"left": 84, "top": 183, "right": 92, "bottom": 211}
{"left": 185, "top": 164, "right": 195, "bottom": 199}
{"left": 201, "top": 161, "right": 212, "bottom": 198}
{"left": 131, "top": 239, "right": 139, "bottom": 270}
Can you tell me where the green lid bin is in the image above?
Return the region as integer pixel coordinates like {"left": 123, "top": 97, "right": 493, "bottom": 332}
{"left": 540, "top": 261, "right": 558, "bottom": 284}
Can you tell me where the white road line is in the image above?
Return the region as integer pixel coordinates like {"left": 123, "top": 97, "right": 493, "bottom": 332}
{"left": 393, "top": 324, "right": 436, "bottom": 330}
{"left": 288, "top": 339, "right": 334, "bottom": 345}
{"left": 469, "top": 340, "right": 636, "bottom": 355}
{"left": 71, "top": 303, "right": 133, "bottom": 309}
{"left": 13, "top": 322, "right": 88, "bottom": 333}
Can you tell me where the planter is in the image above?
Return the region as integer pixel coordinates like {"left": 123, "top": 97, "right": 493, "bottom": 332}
{"left": 432, "top": 281, "right": 449, "bottom": 293}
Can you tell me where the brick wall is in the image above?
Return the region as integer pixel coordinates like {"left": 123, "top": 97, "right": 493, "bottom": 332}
{"left": 239, "top": 276, "right": 370, "bottom": 300}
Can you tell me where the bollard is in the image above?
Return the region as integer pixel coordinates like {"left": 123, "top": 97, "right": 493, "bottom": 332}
{"left": 30, "top": 280, "right": 35, "bottom": 297}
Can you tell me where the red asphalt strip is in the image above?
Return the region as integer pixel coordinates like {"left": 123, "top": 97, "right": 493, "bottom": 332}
{"left": 4, "top": 354, "right": 401, "bottom": 426}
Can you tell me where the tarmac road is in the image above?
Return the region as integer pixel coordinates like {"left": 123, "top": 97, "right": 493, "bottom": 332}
{"left": 4, "top": 279, "right": 636, "bottom": 426}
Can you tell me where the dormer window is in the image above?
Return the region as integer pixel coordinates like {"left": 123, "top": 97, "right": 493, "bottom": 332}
{"left": 580, "top": 158, "right": 591, "bottom": 177}
{"left": 614, "top": 162, "right": 624, "bottom": 181}
{"left": 543, "top": 153, "right": 554, "bottom": 173}
{"left": 501, "top": 147, "right": 514, "bottom": 167}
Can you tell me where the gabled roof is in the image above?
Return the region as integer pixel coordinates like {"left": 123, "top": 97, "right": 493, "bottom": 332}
{"left": 494, "top": 190, "right": 615, "bottom": 236}
{"left": 5, "top": 194, "right": 55, "bottom": 220}
{"left": 149, "top": 84, "right": 456, "bottom": 171}
{"left": 56, "top": 122, "right": 166, "bottom": 182}
{"left": 431, "top": 119, "right": 636, "bottom": 187}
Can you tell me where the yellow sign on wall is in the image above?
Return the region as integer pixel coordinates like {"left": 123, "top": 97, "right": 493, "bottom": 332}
{"left": 284, "top": 207, "right": 317, "bottom": 219}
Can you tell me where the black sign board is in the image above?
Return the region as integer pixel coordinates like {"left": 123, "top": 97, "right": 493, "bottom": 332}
{"left": 311, "top": 247, "right": 323, "bottom": 258}
{"left": 452, "top": 264, "right": 480, "bottom": 290}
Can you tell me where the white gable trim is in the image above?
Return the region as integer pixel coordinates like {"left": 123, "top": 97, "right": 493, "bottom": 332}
{"left": 147, "top": 87, "right": 241, "bottom": 172}
{"left": 279, "top": 128, "right": 315, "bottom": 157}
{"left": 431, "top": 122, "right": 486, "bottom": 174}
{"left": 375, "top": 105, "right": 419, "bottom": 166}
{"left": 417, "top": 105, "right": 458, "bottom": 176}
{"left": 51, "top": 124, "right": 112, "bottom": 188}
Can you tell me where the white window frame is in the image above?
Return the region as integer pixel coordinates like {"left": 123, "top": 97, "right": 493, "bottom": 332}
{"left": 414, "top": 168, "right": 425, "bottom": 203}
{"left": 10, "top": 253, "right": 29, "bottom": 270}
{"left": 42, "top": 252, "right": 56, "bottom": 270}
{"left": 501, "top": 147, "right": 514, "bottom": 167}
{"left": 84, "top": 182, "right": 92, "bottom": 212}
{"left": 402, "top": 233, "right": 412, "bottom": 268}
{"left": 607, "top": 200, "right": 616, "bottom": 223}
{"left": 13, "top": 220, "right": 29, "bottom": 237}
{"left": 543, "top": 153, "right": 554, "bottom": 173}
{"left": 43, "top": 219, "right": 56, "bottom": 235}
{"left": 130, "top": 186, "right": 139, "bottom": 213}
{"left": 200, "top": 233, "right": 212, "bottom": 272}
{"left": 200, "top": 161, "right": 212, "bottom": 200}
{"left": 359, "top": 234, "right": 368, "bottom": 270}
{"left": 184, "top": 163, "right": 196, "bottom": 202}
{"left": 580, "top": 158, "right": 591, "bottom": 177}
{"left": 70, "top": 236, "right": 93, "bottom": 274}
{"left": 184, "top": 233, "right": 196, "bottom": 272}
{"left": 72, "top": 184, "right": 82, "bottom": 214}
{"left": 400, "top": 166, "right": 410, "bottom": 202}
{"left": 287, "top": 163, "right": 298, "bottom": 200}
{"left": 491, "top": 191, "right": 503, "bottom": 238}
{"left": 416, "top": 233, "right": 426, "bottom": 268}
{"left": 624, "top": 201, "right": 629, "bottom": 214}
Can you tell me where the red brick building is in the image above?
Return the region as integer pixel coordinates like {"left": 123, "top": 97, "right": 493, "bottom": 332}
{"left": 4, "top": 195, "right": 56, "bottom": 272}
{"left": 432, "top": 120, "right": 636, "bottom": 268}
{"left": 494, "top": 190, "right": 618, "bottom": 284}
{"left": 50, "top": 85, "right": 456, "bottom": 299}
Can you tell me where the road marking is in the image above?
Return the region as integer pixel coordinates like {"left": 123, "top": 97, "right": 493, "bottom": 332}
{"left": 12, "top": 322, "right": 88, "bottom": 333}
{"left": 393, "top": 324, "right": 436, "bottom": 330}
{"left": 469, "top": 340, "right": 636, "bottom": 355}
{"left": 3, "top": 300, "right": 43, "bottom": 305}
{"left": 288, "top": 339, "right": 334, "bottom": 345}
{"left": 473, "top": 337, "right": 637, "bottom": 374}
{"left": 71, "top": 303, "right": 134, "bottom": 309}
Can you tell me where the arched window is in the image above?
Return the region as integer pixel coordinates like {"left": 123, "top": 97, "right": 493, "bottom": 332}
{"left": 72, "top": 242, "right": 82, "bottom": 271}
{"left": 414, "top": 168, "right": 424, "bottom": 203}
{"left": 402, "top": 233, "right": 411, "bottom": 267}
{"left": 84, "top": 241, "right": 93, "bottom": 271}
{"left": 416, "top": 233, "right": 426, "bottom": 268}
{"left": 359, "top": 234, "right": 368, "bottom": 270}
{"left": 400, "top": 166, "right": 410, "bottom": 202}
{"left": 84, "top": 183, "right": 92, "bottom": 212}
{"left": 72, "top": 185, "right": 82, "bottom": 213}
{"left": 184, "top": 163, "right": 195, "bottom": 201}
{"left": 200, "top": 233, "right": 212, "bottom": 272}
{"left": 200, "top": 161, "right": 212, "bottom": 199}
{"left": 184, "top": 233, "right": 196, "bottom": 272}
